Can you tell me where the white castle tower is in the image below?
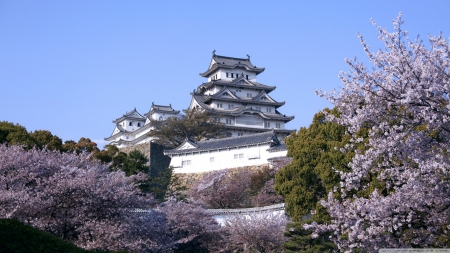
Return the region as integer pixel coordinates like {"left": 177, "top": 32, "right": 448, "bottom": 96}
{"left": 188, "top": 51, "right": 294, "bottom": 137}
{"left": 105, "top": 103, "right": 179, "bottom": 148}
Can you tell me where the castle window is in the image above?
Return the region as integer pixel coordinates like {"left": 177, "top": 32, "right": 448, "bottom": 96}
{"left": 234, "top": 153, "right": 244, "bottom": 159}
{"left": 247, "top": 93, "right": 253, "bottom": 98}
{"left": 255, "top": 106, "right": 261, "bottom": 111}
{"left": 226, "top": 72, "right": 229, "bottom": 77}
{"left": 226, "top": 119, "right": 232, "bottom": 124}
{"left": 238, "top": 133, "right": 244, "bottom": 136}
{"left": 129, "top": 122, "right": 133, "bottom": 126}
{"left": 138, "top": 123, "right": 141, "bottom": 127}
{"left": 231, "top": 73, "right": 234, "bottom": 78}
{"left": 264, "top": 122, "right": 271, "bottom": 128}
{"left": 182, "top": 160, "right": 191, "bottom": 166}
{"left": 266, "top": 108, "right": 272, "bottom": 113}
{"left": 159, "top": 116, "right": 163, "bottom": 121}
{"left": 228, "top": 104, "right": 234, "bottom": 109}
{"left": 216, "top": 103, "right": 222, "bottom": 108}
{"left": 276, "top": 123, "right": 281, "bottom": 128}
{"left": 246, "top": 75, "right": 249, "bottom": 80}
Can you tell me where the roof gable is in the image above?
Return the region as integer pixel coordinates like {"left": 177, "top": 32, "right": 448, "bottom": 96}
{"left": 254, "top": 91, "right": 276, "bottom": 103}
{"left": 113, "top": 108, "right": 145, "bottom": 123}
{"left": 200, "top": 53, "right": 265, "bottom": 77}
{"left": 214, "top": 87, "right": 239, "bottom": 99}
{"left": 176, "top": 138, "right": 199, "bottom": 150}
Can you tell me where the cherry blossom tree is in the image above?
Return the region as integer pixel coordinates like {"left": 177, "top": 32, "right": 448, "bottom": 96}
{"left": 189, "top": 169, "right": 253, "bottom": 208}
{"left": 310, "top": 14, "right": 450, "bottom": 251}
{"left": 224, "top": 212, "right": 288, "bottom": 252}
{"left": 158, "top": 200, "right": 226, "bottom": 252}
{"left": 0, "top": 144, "right": 156, "bottom": 252}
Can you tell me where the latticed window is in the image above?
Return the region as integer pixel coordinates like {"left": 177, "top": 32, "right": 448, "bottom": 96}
{"left": 236, "top": 115, "right": 263, "bottom": 126}
{"left": 182, "top": 160, "right": 191, "bottom": 166}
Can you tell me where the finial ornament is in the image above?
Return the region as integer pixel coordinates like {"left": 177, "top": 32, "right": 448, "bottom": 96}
{"left": 152, "top": 102, "right": 154, "bottom": 106}
{"left": 247, "top": 54, "right": 250, "bottom": 59}
{"left": 212, "top": 49, "right": 216, "bottom": 55}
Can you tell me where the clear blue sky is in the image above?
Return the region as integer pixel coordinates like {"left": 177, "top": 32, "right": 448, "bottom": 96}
{"left": 1, "top": 1, "right": 450, "bottom": 148}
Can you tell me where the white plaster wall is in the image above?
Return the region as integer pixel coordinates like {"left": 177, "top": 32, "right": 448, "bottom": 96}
{"left": 220, "top": 69, "right": 256, "bottom": 82}
{"left": 170, "top": 144, "right": 287, "bottom": 173}
{"left": 213, "top": 209, "right": 285, "bottom": 226}
{"left": 122, "top": 119, "right": 145, "bottom": 131}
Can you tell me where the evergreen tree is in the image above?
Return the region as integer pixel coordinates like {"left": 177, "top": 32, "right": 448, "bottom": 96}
{"left": 275, "top": 108, "right": 368, "bottom": 252}
{"left": 148, "top": 109, "right": 229, "bottom": 148}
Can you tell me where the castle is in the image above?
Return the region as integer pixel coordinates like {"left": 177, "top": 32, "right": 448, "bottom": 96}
{"left": 105, "top": 52, "right": 295, "bottom": 172}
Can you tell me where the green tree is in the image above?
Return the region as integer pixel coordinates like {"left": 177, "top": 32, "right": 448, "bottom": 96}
{"left": 93, "top": 144, "right": 120, "bottom": 164}
{"left": 275, "top": 108, "right": 352, "bottom": 221}
{"left": 148, "top": 109, "right": 229, "bottom": 148}
{"left": 75, "top": 137, "right": 99, "bottom": 154}
{"left": 275, "top": 108, "right": 368, "bottom": 252}
{"left": 121, "top": 149, "right": 150, "bottom": 176}
{"left": 149, "top": 167, "right": 187, "bottom": 202}
{"left": 0, "top": 121, "right": 35, "bottom": 149}
{"left": 29, "top": 130, "right": 63, "bottom": 151}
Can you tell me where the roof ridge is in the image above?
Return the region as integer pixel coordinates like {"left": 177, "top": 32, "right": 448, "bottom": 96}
{"left": 214, "top": 54, "right": 249, "bottom": 61}
{"left": 198, "top": 130, "right": 274, "bottom": 144}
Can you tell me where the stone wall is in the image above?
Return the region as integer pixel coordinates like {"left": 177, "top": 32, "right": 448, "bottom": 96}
{"left": 171, "top": 163, "right": 271, "bottom": 192}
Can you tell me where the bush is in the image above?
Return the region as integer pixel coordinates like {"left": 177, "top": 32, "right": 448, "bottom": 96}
{"left": 0, "top": 219, "right": 89, "bottom": 253}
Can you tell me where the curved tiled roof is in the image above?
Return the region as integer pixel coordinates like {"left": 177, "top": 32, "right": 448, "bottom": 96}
{"left": 113, "top": 108, "right": 145, "bottom": 123}
{"left": 200, "top": 54, "right": 265, "bottom": 77}
{"left": 164, "top": 130, "right": 280, "bottom": 155}
{"left": 198, "top": 77, "right": 275, "bottom": 92}
{"left": 145, "top": 103, "right": 180, "bottom": 116}
{"left": 191, "top": 95, "right": 294, "bottom": 122}
{"left": 201, "top": 89, "right": 286, "bottom": 108}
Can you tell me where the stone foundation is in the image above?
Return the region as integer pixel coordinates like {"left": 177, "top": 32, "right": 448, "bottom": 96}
{"left": 171, "top": 164, "right": 270, "bottom": 192}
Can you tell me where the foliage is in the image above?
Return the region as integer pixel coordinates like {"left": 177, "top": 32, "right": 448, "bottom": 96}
{"left": 113, "top": 149, "right": 150, "bottom": 176}
{"left": 0, "top": 121, "right": 100, "bottom": 155}
{"left": 0, "top": 144, "right": 232, "bottom": 252}
{"left": 224, "top": 212, "right": 289, "bottom": 253}
{"left": 92, "top": 144, "right": 120, "bottom": 164}
{"left": 282, "top": 221, "right": 336, "bottom": 253}
{"left": 29, "top": 130, "right": 63, "bottom": 151}
{"left": 148, "top": 109, "right": 229, "bottom": 148}
{"left": 150, "top": 167, "right": 187, "bottom": 202}
{"left": 189, "top": 168, "right": 253, "bottom": 208}
{"left": 158, "top": 201, "right": 225, "bottom": 252}
{"left": 273, "top": 109, "right": 357, "bottom": 252}
{"left": 190, "top": 163, "right": 286, "bottom": 209}
{"left": 0, "top": 218, "right": 90, "bottom": 253}
{"left": 309, "top": 14, "right": 450, "bottom": 251}
{"left": 0, "top": 144, "right": 155, "bottom": 252}
{"left": 275, "top": 108, "right": 353, "bottom": 222}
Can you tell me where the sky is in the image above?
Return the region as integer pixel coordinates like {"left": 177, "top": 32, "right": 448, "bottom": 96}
{"left": 1, "top": 1, "right": 450, "bottom": 149}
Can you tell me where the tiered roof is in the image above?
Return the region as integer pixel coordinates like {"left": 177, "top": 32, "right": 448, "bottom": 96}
{"left": 145, "top": 102, "right": 180, "bottom": 117}
{"left": 200, "top": 53, "right": 265, "bottom": 77}
{"left": 112, "top": 108, "right": 145, "bottom": 124}
{"left": 190, "top": 53, "right": 295, "bottom": 135}
{"left": 198, "top": 76, "right": 275, "bottom": 92}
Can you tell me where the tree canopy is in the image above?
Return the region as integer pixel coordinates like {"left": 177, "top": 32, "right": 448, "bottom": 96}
{"left": 148, "top": 109, "right": 229, "bottom": 148}
{"left": 308, "top": 14, "right": 450, "bottom": 251}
